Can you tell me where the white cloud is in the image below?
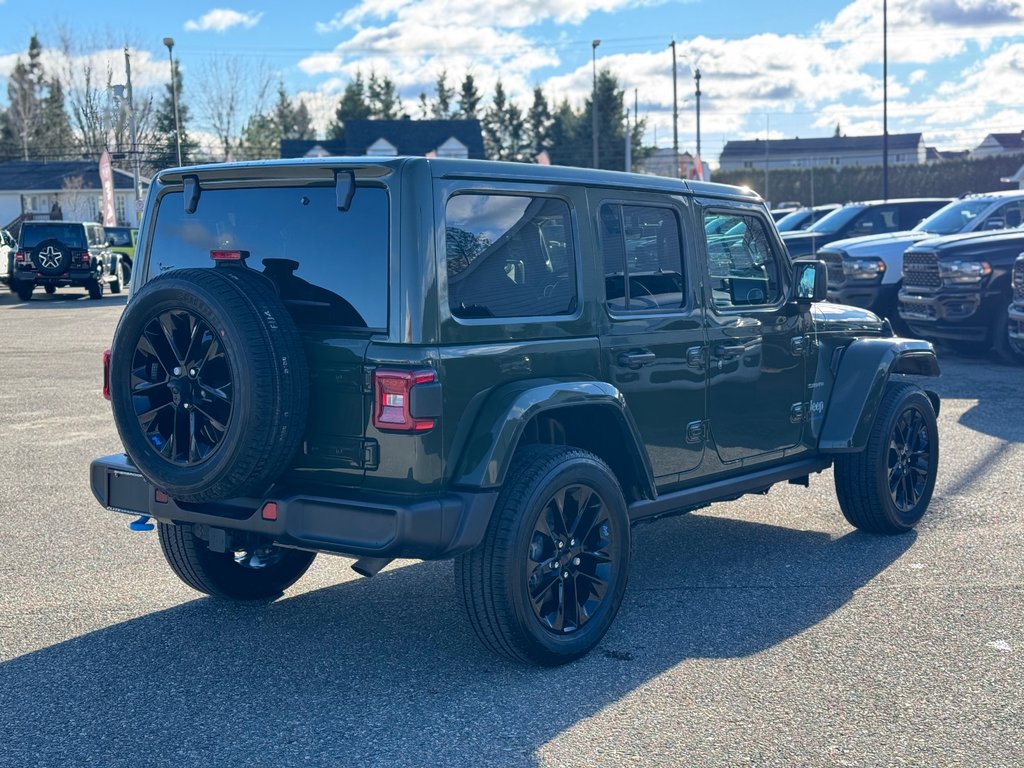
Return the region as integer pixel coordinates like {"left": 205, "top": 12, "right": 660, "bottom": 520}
{"left": 184, "top": 9, "right": 264, "bottom": 33}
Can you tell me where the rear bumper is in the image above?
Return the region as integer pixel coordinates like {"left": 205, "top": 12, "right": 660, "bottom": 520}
{"left": 14, "top": 267, "right": 103, "bottom": 286}
{"left": 90, "top": 453, "right": 497, "bottom": 560}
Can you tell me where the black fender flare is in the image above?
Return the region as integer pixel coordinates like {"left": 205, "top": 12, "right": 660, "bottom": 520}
{"left": 819, "top": 337, "right": 940, "bottom": 453}
{"left": 451, "top": 379, "right": 656, "bottom": 496}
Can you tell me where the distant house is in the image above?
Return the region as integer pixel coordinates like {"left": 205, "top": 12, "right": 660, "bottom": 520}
{"left": 0, "top": 160, "right": 145, "bottom": 230}
{"left": 281, "top": 119, "right": 486, "bottom": 160}
{"left": 925, "top": 146, "right": 969, "bottom": 163}
{"left": 718, "top": 133, "right": 926, "bottom": 172}
{"left": 641, "top": 148, "right": 710, "bottom": 180}
{"left": 971, "top": 131, "right": 1024, "bottom": 159}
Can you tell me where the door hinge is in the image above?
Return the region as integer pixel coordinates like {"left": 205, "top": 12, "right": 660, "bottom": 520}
{"left": 686, "top": 420, "right": 706, "bottom": 444}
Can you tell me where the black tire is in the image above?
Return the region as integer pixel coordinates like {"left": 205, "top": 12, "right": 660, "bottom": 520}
{"left": 158, "top": 522, "right": 315, "bottom": 600}
{"left": 44, "top": 284, "right": 57, "bottom": 295}
{"left": 110, "top": 259, "right": 123, "bottom": 294}
{"left": 109, "top": 267, "right": 308, "bottom": 502}
{"left": 456, "top": 445, "right": 631, "bottom": 666}
{"left": 16, "top": 283, "right": 33, "bottom": 301}
{"left": 122, "top": 258, "right": 133, "bottom": 286}
{"left": 87, "top": 278, "right": 104, "bottom": 300}
{"left": 834, "top": 381, "right": 938, "bottom": 533}
{"left": 991, "top": 307, "right": 1024, "bottom": 365}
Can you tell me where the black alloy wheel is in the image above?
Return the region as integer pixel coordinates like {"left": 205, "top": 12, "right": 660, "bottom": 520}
{"left": 131, "top": 309, "right": 233, "bottom": 467}
{"left": 886, "top": 406, "right": 932, "bottom": 514}
{"left": 526, "top": 483, "right": 619, "bottom": 634}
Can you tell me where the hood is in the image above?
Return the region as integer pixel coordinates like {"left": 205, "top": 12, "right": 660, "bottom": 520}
{"left": 781, "top": 230, "right": 830, "bottom": 257}
{"left": 811, "top": 301, "right": 885, "bottom": 335}
{"left": 913, "top": 227, "right": 1024, "bottom": 252}
{"left": 820, "top": 230, "right": 922, "bottom": 252}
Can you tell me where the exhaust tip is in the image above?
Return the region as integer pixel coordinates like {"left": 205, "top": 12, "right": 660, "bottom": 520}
{"left": 351, "top": 556, "right": 393, "bottom": 578}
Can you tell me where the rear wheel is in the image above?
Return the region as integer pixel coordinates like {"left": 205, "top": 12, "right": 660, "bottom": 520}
{"left": 456, "top": 446, "right": 631, "bottom": 665}
{"left": 834, "top": 382, "right": 938, "bottom": 533}
{"left": 158, "top": 522, "right": 315, "bottom": 600}
{"left": 44, "top": 284, "right": 57, "bottom": 295}
{"left": 16, "top": 284, "right": 33, "bottom": 301}
{"left": 87, "top": 278, "right": 104, "bottom": 300}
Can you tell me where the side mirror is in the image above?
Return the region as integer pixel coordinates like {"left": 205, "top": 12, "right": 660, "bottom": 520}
{"left": 793, "top": 259, "right": 828, "bottom": 303}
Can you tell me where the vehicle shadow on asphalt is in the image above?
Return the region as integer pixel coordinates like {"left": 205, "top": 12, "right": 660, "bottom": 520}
{"left": 0, "top": 513, "right": 913, "bottom": 768}
{"left": 0, "top": 292, "right": 128, "bottom": 309}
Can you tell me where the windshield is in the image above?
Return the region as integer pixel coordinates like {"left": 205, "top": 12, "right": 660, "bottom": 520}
{"left": 775, "top": 209, "right": 811, "bottom": 232}
{"left": 807, "top": 205, "right": 865, "bottom": 235}
{"left": 914, "top": 199, "right": 995, "bottom": 236}
{"left": 106, "top": 227, "right": 134, "bottom": 246}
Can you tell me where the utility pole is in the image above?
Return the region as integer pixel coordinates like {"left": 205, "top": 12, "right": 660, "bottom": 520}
{"left": 694, "top": 68, "right": 702, "bottom": 159}
{"left": 882, "top": 0, "right": 889, "bottom": 200}
{"left": 592, "top": 40, "right": 601, "bottom": 169}
{"left": 124, "top": 47, "right": 142, "bottom": 221}
{"left": 670, "top": 38, "right": 679, "bottom": 178}
{"left": 764, "top": 113, "right": 770, "bottom": 204}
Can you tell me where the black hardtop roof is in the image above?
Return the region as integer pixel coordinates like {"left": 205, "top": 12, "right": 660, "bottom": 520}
{"left": 156, "top": 156, "right": 762, "bottom": 203}
{"left": 22, "top": 220, "right": 97, "bottom": 228}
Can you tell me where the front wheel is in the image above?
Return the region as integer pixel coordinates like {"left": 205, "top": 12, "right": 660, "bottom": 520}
{"left": 110, "top": 260, "right": 124, "bottom": 294}
{"left": 456, "top": 446, "right": 631, "bottom": 666}
{"left": 158, "top": 522, "right": 315, "bottom": 600}
{"left": 991, "top": 309, "right": 1024, "bottom": 365}
{"left": 834, "top": 382, "right": 939, "bottom": 533}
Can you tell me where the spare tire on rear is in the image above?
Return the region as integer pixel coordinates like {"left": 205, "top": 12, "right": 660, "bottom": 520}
{"left": 109, "top": 266, "right": 308, "bottom": 502}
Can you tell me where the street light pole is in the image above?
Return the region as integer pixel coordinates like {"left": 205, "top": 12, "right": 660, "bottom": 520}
{"left": 123, "top": 48, "right": 142, "bottom": 221}
{"left": 694, "top": 68, "right": 701, "bottom": 158}
{"left": 592, "top": 40, "right": 601, "bottom": 169}
{"left": 670, "top": 38, "right": 679, "bottom": 178}
{"left": 882, "top": 0, "right": 889, "bottom": 200}
{"left": 163, "top": 37, "right": 183, "bottom": 167}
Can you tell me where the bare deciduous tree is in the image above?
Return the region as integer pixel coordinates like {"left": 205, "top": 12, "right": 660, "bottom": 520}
{"left": 194, "top": 55, "right": 274, "bottom": 161}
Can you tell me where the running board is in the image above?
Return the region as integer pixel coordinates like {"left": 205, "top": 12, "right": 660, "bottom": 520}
{"left": 628, "top": 456, "right": 832, "bottom": 522}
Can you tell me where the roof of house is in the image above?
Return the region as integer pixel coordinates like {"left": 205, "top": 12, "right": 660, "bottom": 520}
{"left": 281, "top": 119, "right": 486, "bottom": 159}
{"left": 0, "top": 160, "right": 143, "bottom": 192}
{"left": 720, "top": 132, "right": 923, "bottom": 160}
{"left": 981, "top": 132, "right": 1024, "bottom": 151}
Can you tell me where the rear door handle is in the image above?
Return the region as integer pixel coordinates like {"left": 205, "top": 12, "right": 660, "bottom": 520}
{"left": 618, "top": 350, "right": 656, "bottom": 368}
{"left": 714, "top": 344, "right": 746, "bottom": 359}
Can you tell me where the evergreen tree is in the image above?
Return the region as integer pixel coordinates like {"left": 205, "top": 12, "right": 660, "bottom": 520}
{"left": 367, "top": 72, "right": 402, "bottom": 119}
{"left": 432, "top": 70, "right": 455, "bottom": 119}
{"left": 457, "top": 73, "right": 481, "bottom": 119}
{"left": 39, "top": 77, "right": 77, "bottom": 160}
{"left": 575, "top": 69, "right": 629, "bottom": 170}
{"left": 528, "top": 86, "right": 552, "bottom": 158}
{"left": 329, "top": 72, "right": 371, "bottom": 139}
{"left": 292, "top": 100, "right": 314, "bottom": 140}
{"left": 4, "top": 35, "right": 46, "bottom": 160}
{"left": 239, "top": 112, "right": 279, "bottom": 160}
{"left": 274, "top": 83, "right": 295, "bottom": 139}
{"left": 417, "top": 92, "right": 431, "bottom": 120}
{"left": 547, "top": 99, "right": 580, "bottom": 167}
{"left": 149, "top": 59, "right": 199, "bottom": 172}
{"left": 482, "top": 80, "right": 528, "bottom": 162}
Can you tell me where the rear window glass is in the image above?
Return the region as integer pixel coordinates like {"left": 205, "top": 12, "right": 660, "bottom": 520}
{"left": 106, "top": 228, "right": 134, "bottom": 246}
{"left": 445, "top": 193, "right": 577, "bottom": 319}
{"left": 21, "top": 224, "right": 87, "bottom": 249}
{"left": 147, "top": 185, "right": 389, "bottom": 330}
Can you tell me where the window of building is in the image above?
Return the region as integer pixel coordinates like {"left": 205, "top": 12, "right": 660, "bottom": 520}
{"left": 445, "top": 193, "right": 577, "bottom": 319}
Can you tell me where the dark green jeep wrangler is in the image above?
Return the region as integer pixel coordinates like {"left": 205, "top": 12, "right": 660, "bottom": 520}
{"left": 91, "top": 158, "right": 940, "bottom": 665}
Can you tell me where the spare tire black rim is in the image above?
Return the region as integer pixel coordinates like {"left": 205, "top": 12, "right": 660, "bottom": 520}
{"left": 131, "top": 308, "right": 233, "bottom": 466}
{"left": 527, "top": 483, "right": 618, "bottom": 634}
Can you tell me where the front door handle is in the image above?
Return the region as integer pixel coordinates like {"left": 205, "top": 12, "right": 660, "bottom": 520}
{"left": 714, "top": 344, "right": 746, "bottom": 359}
{"left": 618, "top": 350, "right": 656, "bottom": 368}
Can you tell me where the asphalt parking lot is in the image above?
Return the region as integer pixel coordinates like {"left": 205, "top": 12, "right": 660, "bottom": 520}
{"left": 1, "top": 287, "right": 1022, "bottom": 767}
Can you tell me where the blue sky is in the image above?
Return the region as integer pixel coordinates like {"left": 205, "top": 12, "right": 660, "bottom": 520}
{"left": 2, "top": 0, "right": 1023, "bottom": 164}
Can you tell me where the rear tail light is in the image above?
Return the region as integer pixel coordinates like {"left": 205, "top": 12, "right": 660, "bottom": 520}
{"left": 102, "top": 348, "right": 111, "bottom": 400}
{"left": 211, "top": 250, "right": 248, "bottom": 262}
{"left": 14, "top": 250, "right": 26, "bottom": 263}
{"left": 73, "top": 249, "right": 92, "bottom": 267}
{"left": 372, "top": 369, "right": 438, "bottom": 432}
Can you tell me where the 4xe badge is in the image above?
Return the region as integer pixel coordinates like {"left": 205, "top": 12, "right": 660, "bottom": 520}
{"left": 37, "top": 246, "right": 63, "bottom": 269}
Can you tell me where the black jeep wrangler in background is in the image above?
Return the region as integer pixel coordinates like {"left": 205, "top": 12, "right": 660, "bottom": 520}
{"left": 12, "top": 220, "right": 126, "bottom": 301}
{"left": 91, "top": 158, "right": 941, "bottom": 665}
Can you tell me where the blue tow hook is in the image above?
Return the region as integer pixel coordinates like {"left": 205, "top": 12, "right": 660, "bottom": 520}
{"left": 129, "top": 515, "right": 155, "bottom": 532}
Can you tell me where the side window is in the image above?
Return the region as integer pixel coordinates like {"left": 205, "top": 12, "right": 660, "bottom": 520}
{"left": 703, "top": 211, "right": 782, "bottom": 309}
{"left": 991, "top": 201, "right": 1024, "bottom": 229}
{"left": 445, "top": 193, "right": 577, "bottom": 319}
{"left": 600, "top": 203, "right": 685, "bottom": 312}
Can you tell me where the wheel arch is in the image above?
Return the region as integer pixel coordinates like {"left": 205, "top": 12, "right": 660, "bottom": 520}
{"left": 450, "top": 380, "right": 656, "bottom": 502}
{"left": 819, "top": 337, "right": 940, "bottom": 453}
